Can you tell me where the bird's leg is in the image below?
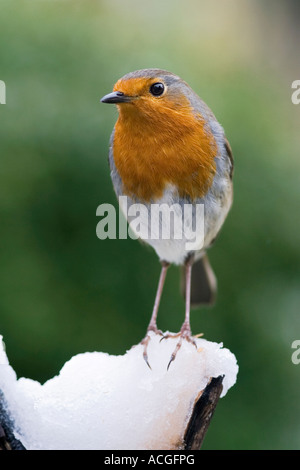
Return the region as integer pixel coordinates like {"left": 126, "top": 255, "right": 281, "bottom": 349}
{"left": 167, "top": 255, "right": 197, "bottom": 370}
{"left": 141, "top": 261, "right": 169, "bottom": 368}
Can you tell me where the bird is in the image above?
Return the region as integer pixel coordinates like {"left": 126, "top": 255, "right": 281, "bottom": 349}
{"left": 101, "top": 69, "right": 233, "bottom": 368}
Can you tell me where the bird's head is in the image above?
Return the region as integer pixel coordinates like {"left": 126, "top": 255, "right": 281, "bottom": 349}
{"left": 101, "top": 69, "right": 195, "bottom": 125}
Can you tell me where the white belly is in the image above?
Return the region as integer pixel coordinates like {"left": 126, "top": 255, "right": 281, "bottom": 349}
{"left": 119, "top": 182, "right": 232, "bottom": 265}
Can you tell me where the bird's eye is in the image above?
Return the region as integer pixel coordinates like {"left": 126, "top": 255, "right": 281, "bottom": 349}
{"left": 149, "top": 82, "right": 165, "bottom": 96}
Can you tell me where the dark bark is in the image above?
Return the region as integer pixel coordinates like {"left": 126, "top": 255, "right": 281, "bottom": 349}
{"left": 184, "top": 375, "right": 224, "bottom": 450}
{"left": 0, "top": 391, "right": 26, "bottom": 450}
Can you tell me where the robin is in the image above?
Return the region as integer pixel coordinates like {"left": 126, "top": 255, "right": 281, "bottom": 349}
{"left": 101, "top": 69, "right": 233, "bottom": 368}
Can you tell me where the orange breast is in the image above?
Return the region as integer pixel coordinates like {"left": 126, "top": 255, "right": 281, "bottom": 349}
{"left": 113, "top": 103, "right": 217, "bottom": 202}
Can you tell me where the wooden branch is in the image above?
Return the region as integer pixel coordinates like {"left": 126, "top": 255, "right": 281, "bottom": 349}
{"left": 0, "top": 391, "right": 26, "bottom": 450}
{"left": 184, "top": 375, "right": 224, "bottom": 450}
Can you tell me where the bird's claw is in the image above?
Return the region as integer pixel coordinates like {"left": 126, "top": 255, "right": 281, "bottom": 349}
{"left": 141, "top": 326, "right": 199, "bottom": 370}
{"left": 160, "top": 331, "right": 181, "bottom": 342}
{"left": 166, "top": 325, "right": 198, "bottom": 370}
{"left": 141, "top": 327, "right": 163, "bottom": 369}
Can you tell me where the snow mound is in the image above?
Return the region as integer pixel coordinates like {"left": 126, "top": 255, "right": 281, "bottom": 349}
{"left": 0, "top": 333, "right": 238, "bottom": 450}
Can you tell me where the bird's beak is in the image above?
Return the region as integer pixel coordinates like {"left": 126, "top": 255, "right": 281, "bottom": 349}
{"left": 100, "top": 91, "right": 133, "bottom": 104}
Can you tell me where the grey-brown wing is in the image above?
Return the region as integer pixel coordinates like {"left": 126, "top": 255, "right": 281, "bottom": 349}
{"left": 224, "top": 137, "right": 234, "bottom": 180}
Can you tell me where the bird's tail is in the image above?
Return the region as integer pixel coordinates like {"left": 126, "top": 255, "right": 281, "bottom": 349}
{"left": 181, "top": 254, "right": 217, "bottom": 308}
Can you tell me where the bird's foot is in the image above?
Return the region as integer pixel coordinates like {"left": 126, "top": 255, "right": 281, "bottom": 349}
{"left": 141, "top": 325, "right": 163, "bottom": 369}
{"left": 162, "top": 322, "right": 198, "bottom": 370}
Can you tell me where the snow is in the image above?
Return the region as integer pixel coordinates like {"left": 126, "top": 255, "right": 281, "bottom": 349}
{"left": 0, "top": 333, "right": 238, "bottom": 450}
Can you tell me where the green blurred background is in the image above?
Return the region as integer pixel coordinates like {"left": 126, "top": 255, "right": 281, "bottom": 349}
{"left": 0, "top": 0, "right": 299, "bottom": 450}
